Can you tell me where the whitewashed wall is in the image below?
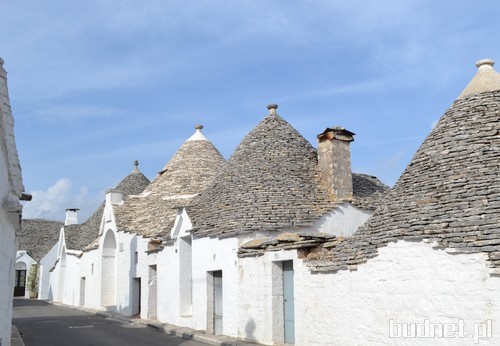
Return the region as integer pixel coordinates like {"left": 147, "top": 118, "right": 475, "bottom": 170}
{"left": 39, "top": 243, "right": 59, "bottom": 300}
{"left": 0, "top": 207, "right": 16, "bottom": 346}
{"left": 153, "top": 204, "right": 373, "bottom": 339}
{"left": 114, "top": 231, "right": 149, "bottom": 316}
{"left": 240, "top": 240, "right": 500, "bottom": 345}
{"left": 156, "top": 208, "right": 194, "bottom": 326}
{"left": 191, "top": 236, "right": 240, "bottom": 334}
{"left": 78, "top": 248, "right": 101, "bottom": 310}
{"left": 1, "top": 57, "right": 25, "bottom": 346}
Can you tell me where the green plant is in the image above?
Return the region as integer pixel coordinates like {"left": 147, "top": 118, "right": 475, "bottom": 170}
{"left": 27, "top": 263, "right": 39, "bottom": 298}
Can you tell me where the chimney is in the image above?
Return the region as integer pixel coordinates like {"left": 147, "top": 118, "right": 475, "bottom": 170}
{"left": 64, "top": 208, "right": 79, "bottom": 225}
{"left": 317, "top": 126, "right": 355, "bottom": 201}
{"left": 106, "top": 189, "right": 123, "bottom": 205}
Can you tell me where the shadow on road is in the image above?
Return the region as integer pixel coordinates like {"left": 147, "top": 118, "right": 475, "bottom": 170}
{"left": 13, "top": 298, "right": 50, "bottom": 308}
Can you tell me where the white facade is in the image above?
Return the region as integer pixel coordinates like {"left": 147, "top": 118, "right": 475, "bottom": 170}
{"left": 38, "top": 242, "right": 59, "bottom": 300}
{"left": 239, "top": 240, "right": 500, "bottom": 345}
{"left": 0, "top": 57, "right": 26, "bottom": 346}
{"left": 153, "top": 203, "right": 372, "bottom": 339}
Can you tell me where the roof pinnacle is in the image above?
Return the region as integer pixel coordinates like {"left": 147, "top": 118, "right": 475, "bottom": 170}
{"left": 267, "top": 104, "right": 278, "bottom": 115}
{"left": 186, "top": 124, "right": 208, "bottom": 141}
{"left": 476, "top": 59, "right": 495, "bottom": 68}
{"left": 458, "top": 58, "right": 500, "bottom": 99}
{"left": 0, "top": 57, "right": 4, "bottom": 66}
{"left": 132, "top": 160, "right": 140, "bottom": 173}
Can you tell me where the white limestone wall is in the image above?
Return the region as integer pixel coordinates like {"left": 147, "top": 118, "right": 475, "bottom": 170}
{"left": 0, "top": 207, "right": 16, "bottom": 346}
{"left": 239, "top": 249, "right": 299, "bottom": 344}
{"left": 39, "top": 243, "right": 58, "bottom": 300}
{"left": 61, "top": 253, "right": 82, "bottom": 306}
{"left": 313, "top": 203, "right": 372, "bottom": 237}
{"left": 0, "top": 58, "right": 24, "bottom": 346}
{"left": 15, "top": 251, "right": 37, "bottom": 298}
{"left": 191, "top": 236, "right": 240, "bottom": 334}
{"left": 156, "top": 243, "right": 184, "bottom": 325}
{"left": 114, "top": 231, "right": 149, "bottom": 316}
{"left": 79, "top": 249, "right": 101, "bottom": 310}
{"left": 241, "top": 240, "right": 500, "bottom": 345}
{"left": 156, "top": 208, "right": 194, "bottom": 326}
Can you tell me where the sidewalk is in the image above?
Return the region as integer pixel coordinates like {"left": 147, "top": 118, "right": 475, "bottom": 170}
{"left": 11, "top": 325, "right": 25, "bottom": 346}
{"left": 50, "top": 301, "right": 260, "bottom": 346}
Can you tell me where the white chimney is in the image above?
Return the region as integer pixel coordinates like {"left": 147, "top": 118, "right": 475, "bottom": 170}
{"left": 106, "top": 189, "right": 123, "bottom": 205}
{"left": 64, "top": 208, "right": 79, "bottom": 225}
{"left": 317, "top": 126, "right": 355, "bottom": 201}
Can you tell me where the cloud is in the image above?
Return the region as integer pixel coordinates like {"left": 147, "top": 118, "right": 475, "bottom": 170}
{"left": 431, "top": 119, "right": 439, "bottom": 130}
{"left": 22, "top": 178, "right": 102, "bottom": 221}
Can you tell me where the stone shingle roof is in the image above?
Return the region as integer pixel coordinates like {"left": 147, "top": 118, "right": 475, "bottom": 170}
{"left": 114, "top": 128, "right": 225, "bottom": 239}
{"left": 351, "top": 173, "right": 389, "bottom": 210}
{"left": 309, "top": 61, "right": 500, "bottom": 272}
{"left": 65, "top": 166, "right": 150, "bottom": 251}
{"left": 18, "top": 219, "right": 63, "bottom": 261}
{"left": 189, "top": 107, "right": 388, "bottom": 238}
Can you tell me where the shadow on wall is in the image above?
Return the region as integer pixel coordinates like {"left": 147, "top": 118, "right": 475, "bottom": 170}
{"left": 48, "top": 286, "right": 53, "bottom": 301}
{"left": 245, "top": 318, "right": 256, "bottom": 341}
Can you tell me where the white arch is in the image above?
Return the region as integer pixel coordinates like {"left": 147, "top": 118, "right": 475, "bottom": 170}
{"left": 101, "top": 229, "right": 117, "bottom": 308}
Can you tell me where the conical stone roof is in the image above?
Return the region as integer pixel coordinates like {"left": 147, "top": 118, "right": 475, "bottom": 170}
{"left": 311, "top": 59, "right": 500, "bottom": 272}
{"left": 18, "top": 219, "right": 64, "bottom": 261}
{"left": 190, "top": 105, "right": 388, "bottom": 238}
{"left": 65, "top": 164, "right": 150, "bottom": 251}
{"left": 114, "top": 126, "right": 225, "bottom": 239}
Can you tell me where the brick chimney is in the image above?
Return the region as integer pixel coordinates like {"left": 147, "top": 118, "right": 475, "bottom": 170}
{"left": 64, "top": 208, "right": 79, "bottom": 225}
{"left": 317, "top": 126, "right": 355, "bottom": 201}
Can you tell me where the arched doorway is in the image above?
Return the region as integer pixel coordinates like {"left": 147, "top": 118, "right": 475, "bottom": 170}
{"left": 14, "top": 261, "right": 27, "bottom": 297}
{"left": 101, "top": 230, "right": 117, "bottom": 308}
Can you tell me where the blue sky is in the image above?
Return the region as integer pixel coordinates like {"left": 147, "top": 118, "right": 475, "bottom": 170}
{"left": 2, "top": 0, "right": 499, "bottom": 221}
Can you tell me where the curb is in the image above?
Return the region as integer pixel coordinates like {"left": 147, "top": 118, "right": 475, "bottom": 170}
{"left": 11, "top": 325, "right": 25, "bottom": 346}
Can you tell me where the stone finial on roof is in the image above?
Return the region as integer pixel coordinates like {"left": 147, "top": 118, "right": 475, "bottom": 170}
{"left": 132, "top": 160, "right": 140, "bottom": 173}
{"left": 458, "top": 58, "right": 500, "bottom": 99}
{"left": 0, "top": 57, "right": 4, "bottom": 66}
{"left": 267, "top": 104, "right": 278, "bottom": 115}
{"left": 187, "top": 124, "right": 209, "bottom": 141}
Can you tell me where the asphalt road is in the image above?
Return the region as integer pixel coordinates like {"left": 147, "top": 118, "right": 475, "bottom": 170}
{"left": 13, "top": 299, "right": 205, "bottom": 346}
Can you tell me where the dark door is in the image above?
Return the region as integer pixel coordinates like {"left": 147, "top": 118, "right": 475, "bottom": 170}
{"left": 14, "top": 270, "right": 26, "bottom": 297}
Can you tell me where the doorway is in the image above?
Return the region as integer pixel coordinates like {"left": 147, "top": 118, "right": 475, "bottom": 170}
{"left": 14, "top": 269, "right": 26, "bottom": 297}
{"left": 80, "top": 277, "right": 86, "bottom": 306}
{"left": 283, "top": 261, "right": 295, "bottom": 344}
{"left": 207, "top": 270, "right": 223, "bottom": 335}
{"left": 272, "top": 260, "right": 295, "bottom": 344}
{"left": 148, "top": 265, "right": 157, "bottom": 319}
{"left": 132, "top": 278, "right": 141, "bottom": 316}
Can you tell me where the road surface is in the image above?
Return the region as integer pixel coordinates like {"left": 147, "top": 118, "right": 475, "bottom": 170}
{"left": 13, "top": 298, "right": 205, "bottom": 346}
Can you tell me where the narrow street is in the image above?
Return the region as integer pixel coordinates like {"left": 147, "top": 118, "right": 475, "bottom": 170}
{"left": 12, "top": 299, "right": 205, "bottom": 346}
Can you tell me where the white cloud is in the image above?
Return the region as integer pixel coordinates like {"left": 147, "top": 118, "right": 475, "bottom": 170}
{"left": 22, "top": 178, "right": 102, "bottom": 222}
{"left": 431, "top": 119, "right": 439, "bottom": 129}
